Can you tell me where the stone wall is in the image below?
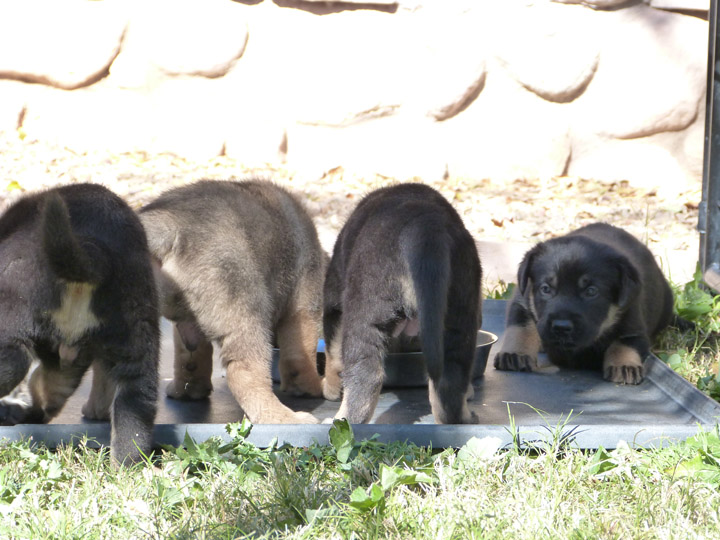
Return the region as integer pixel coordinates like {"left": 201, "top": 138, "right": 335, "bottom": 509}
{"left": 0, "top": 0, "right": 710, "bottom": 189}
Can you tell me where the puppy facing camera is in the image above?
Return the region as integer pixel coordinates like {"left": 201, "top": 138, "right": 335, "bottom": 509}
{"left": 0, "top": 184, "right": 160, "bottom": 464}
{"left": 494, "top": 223, "right": 674, "bottom": 385}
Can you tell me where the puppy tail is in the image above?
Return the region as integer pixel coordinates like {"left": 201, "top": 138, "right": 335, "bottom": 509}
{"left": 42, "top": 193, "right": 104, "bottom": 283}
{"left": 405, "top": 230, "right": 450, "bottom": 382}
{"left": 137, "top": 211, "right": 176, "bottom": 260}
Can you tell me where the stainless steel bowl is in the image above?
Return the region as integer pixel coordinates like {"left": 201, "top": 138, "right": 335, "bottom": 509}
{"left": 271, "top": 330, "right": 498, "bottom": 388}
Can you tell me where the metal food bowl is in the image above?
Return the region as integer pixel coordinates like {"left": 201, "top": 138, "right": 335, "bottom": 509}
{"left": 271, "top": 330, "right": 498, "bottom": 388}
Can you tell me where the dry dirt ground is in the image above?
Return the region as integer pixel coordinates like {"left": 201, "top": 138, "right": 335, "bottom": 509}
{"left": 0, "top": 134, "right": 702, "bottom": 291}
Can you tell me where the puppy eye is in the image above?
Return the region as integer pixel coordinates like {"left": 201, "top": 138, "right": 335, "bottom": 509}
{"left": 539, "top": 284, "right": 553, "bottom": 296}
{"left": 584, "top": 285, "right": 599, "bottom": 298}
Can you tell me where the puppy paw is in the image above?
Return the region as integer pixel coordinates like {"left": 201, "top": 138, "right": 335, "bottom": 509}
{"left": 255, "top": 409, "right": 319, "bottom": 424}
{"left": 604, "top": 365, "right": 644, "bottom": 385}
{"left": 81, "top": 400, "right": 110, "bottom": 421}
{"left": 603, "top": 342, "right": 644, "bottom": 385}
{"left": 166, "top": 379, "right": 213, "bottom": 400}
{"left": 280, "top": 372, "right": 323, "bottom": 398}
{"left": 321, "top": 377, "right": 343, "bottom": 401}
{"left": 294, "top": 411, "right": 320, "bottom": 424}
{"left": 493, "top": 352, "right": 537, "bottom": 372}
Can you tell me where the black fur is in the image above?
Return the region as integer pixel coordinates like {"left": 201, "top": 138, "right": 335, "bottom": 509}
{"left": 0, "top": 184, "right": 159, "bottom": 463}
{"left": 323, "top": 183, "right": 482, "bottom": 424}
{"left": 494, "top": 223, "right": 673, "bottom": 384}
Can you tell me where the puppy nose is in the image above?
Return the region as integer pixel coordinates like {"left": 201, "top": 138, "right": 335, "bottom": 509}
{"left": 551, "top": 319, "right": 574, "bottom": 336}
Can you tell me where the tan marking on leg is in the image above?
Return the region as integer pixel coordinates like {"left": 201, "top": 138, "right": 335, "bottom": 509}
{"left": 276, "top": 309, "right": 322, "bottom": 397}
{"left": 51, "top": 282, "right": 100, "bottom": 343}
{"left": 597, "top": 304, "right": 620, "bottom": 339}
{"left": 29, "top": 364, "right": 85, "bottom": 422}
{"left": 493, "top": 323, "right": 541, "bottom": 371}
{"left": 82, "top": 362, "right": 115, "bottom": 420}
{"left": 603, "top": 341, "right": 644, "bottom": 385}
{"left": 166, "top": 324, "right": 214, "bottom": 400}
{"left": 322, "top": 332, "right": 344, "bottom": 401}
{"left": 222, "top": 335, "right": 318, "bottom": 424}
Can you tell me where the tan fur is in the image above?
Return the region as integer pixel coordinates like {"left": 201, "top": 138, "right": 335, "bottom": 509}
{"left": 82, "top": 362, "right": 115, "bottom": 420}
{"left": 276, "top": 308, "right": 323, "bottom": 397}
{"left": 494, "top": 323, "right": 541, "bottom": 371}
{"left": 322, "top": 333, "right": 344, "bottom": 401}
{"left": 141, "top": 181, "right": 325, "bottom": 424}
{"left": 50, "top": 282, "right": 99, "bottom": 343}
{"left": 597, "top": 304, "right": 620, "bottom": 338}
{"left": 223, "top": 334, "right": 317, "bottom": 424}
{"left": 603, "top": 341, "right": 644, "bottom": 385}
{"left": 166, "top": 324, "right": 214, "bottom": 400}
{"left": 28, "top": 364, "right": 85, "bottom": 422}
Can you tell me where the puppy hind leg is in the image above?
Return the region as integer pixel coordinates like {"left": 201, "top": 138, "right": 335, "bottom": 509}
{"left": 333, "top": 326, "right": 385, "bottom": 424}
{"left": 222, "top": 334, "right": 318, "bottom": 424}
{"left": 29, "top": 361, "right": 89, "bottom": 423}
{"left": 108, "top": 318, "right": 160, "bottom": 464}
{"left": 322, "top": 333, "right": 344, "bottom": 401}
{"left": 276, "top": 309, "right": 322, "bottom": 397}
{"left": 166, "top": 324, "right": 214, "bottom": 400}
{"left": 82, "top": 361, "right": 115, "bottom": 420}
{"left": 429, "top": 326, "right": 478, "bottom": 424}
{"left": 111, "top": 368, "right": 159, "bottom": 464}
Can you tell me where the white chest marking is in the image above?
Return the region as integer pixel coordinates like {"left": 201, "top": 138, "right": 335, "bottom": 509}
{"left": 50, "top": 282, "right": 101, "bottom": 343}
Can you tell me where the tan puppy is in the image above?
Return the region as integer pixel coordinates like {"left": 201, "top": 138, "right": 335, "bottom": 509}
{"left": 140, "top": 180, "right": 325, "bottom": 424}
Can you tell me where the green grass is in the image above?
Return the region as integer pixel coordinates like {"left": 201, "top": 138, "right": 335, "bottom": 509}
{"left": 656, "top": 265, "right": 720, "bottom": 401}
{"left": 3, "top": 272, "right": 720, "bottom": 539}
{"left": 3, "top": 421, "right": 720, "bottom": 539}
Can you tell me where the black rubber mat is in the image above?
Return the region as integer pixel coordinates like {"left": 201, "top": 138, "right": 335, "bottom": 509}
{"left": 2, "top": 300, "right": 718, "bottom": 450}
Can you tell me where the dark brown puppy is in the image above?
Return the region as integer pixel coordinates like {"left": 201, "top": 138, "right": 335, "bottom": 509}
{"left": 0, "top": 184, "right": 159, "bottom": 463}
{"left": 322, "top": 183, "right": 482, "bottom": 424}
{"left": 494, "top": 223, "right": 673, "bottom": 384}
{"left": 139, "top": 180, "right": 325, "bottom": 424}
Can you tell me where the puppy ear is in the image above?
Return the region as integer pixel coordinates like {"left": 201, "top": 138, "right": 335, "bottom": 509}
{"left": 616, "top": 257, "right": 640, "bottom": 310}
{"left": 517, "top": 246, "right": 540, "bottom": 296}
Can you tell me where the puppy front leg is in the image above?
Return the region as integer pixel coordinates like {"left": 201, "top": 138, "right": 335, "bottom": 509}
{"left": 494, "top": 298, "right": 541, "bottom": 372}
{"left": 166, "top": 323, "right": 214, "bottom": 400}
{"left": 603, "top": 341, "right": 644, "bottom": 385}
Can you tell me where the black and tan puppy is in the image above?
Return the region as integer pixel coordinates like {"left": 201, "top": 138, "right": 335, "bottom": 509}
{"left": 494, "top": 222, "right": 673, "bottom": 384}
{"left": 322, "top": 183, "right": 482, "bottom": 424}
{"left": 0, "top": 184, "right": 159, "bottom": 463}
{"left": 139, "top": 180, "right": 325, "bottom": 424}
